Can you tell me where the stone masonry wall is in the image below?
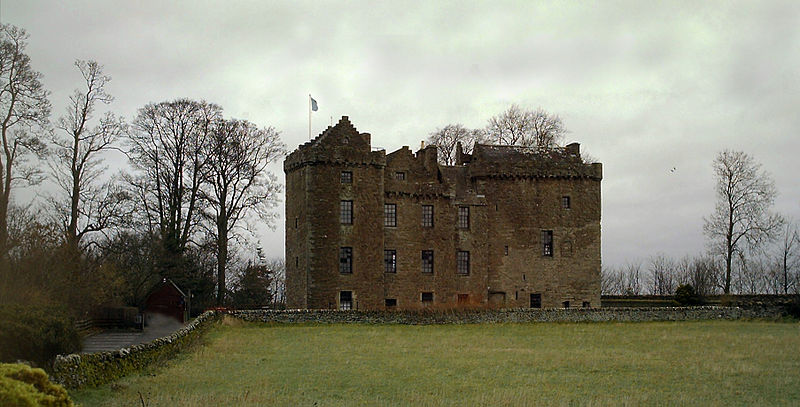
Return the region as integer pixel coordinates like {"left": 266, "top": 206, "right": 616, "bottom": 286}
{"left": 229, "top": 306, "right": 784, "bottom": 325}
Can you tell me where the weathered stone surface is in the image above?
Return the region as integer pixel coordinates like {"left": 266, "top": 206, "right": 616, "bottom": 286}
{"left": 229, "top": 306, "right": 784, "bottom": 325}
{"left": 285, "top": 116, "right": 602, "bottom": 310}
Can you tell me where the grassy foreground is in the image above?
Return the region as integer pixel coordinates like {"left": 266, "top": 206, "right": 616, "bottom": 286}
{"left": 72, "top": 318, "right": 800, "bottom": 406}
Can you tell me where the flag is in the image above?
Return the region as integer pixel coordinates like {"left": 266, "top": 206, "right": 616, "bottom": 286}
{"left": 310, "top": 96, "right": 318, "bottom": 112}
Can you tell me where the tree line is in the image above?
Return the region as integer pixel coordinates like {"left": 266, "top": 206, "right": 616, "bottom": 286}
{"left": 603, "top": 151, "right": 798, "bottom": 296}
{"left": 0, "top": 24, "right": 286, "bottom": 317}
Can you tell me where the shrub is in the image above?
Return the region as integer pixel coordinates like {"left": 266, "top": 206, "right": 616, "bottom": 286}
{"left": 674, "top": 284, "right": 703, "bottom": 306}
{"left": 0, "top": 363, "right": 73, "bottom": 406}
{"left": 786, "top": 298, "right": 800, "bottom": 319}
{"left": 0, "top": 306, "right": 81, "bottom": 368}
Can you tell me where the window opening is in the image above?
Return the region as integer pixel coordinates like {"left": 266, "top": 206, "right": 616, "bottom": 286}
{"left": 340, "top": 200, "right": 353, "bottom": 224}
{"left": 384, "top": 203, "right": 397, "bottom": 227}
{"left": 339, "top": 247, "right": 352, "bottom": 274}
{"left": 384, "top": 250, "right": 396, "bottom": 273}
{"left": 457, "top": 251, "right": 470, "bottom": 275}
{"left": 542, "top": 230, "right": 553, "bottom": 256}
{"left": 422, "top": 205, "right": 434, "bottom": 227}
{"left": 339, "top": 291, "right": 353, "bottom": 310}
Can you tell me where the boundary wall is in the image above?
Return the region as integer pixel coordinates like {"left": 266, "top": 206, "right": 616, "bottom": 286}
{"left": 229, "top": 306, "right": 784, "bottom": 325}
{"left": 53, "top": 305, "right": 789, "bottom": 389}
{"left": 53, "top": 310, "right": 219, "bottom": 389}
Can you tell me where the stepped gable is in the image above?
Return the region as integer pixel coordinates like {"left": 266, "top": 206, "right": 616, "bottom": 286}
{"left": 284, "top": 116, "right": 384, "bottom": 171}
{"left": 469, "top": 142, "right": 602, "bottom": 179}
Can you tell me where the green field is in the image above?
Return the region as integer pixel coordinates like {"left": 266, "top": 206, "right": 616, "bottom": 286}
{"left": 72, "top": 318, "right": 800, "bottom": 406}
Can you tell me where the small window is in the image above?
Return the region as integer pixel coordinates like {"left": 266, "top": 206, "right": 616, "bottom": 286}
{"left": 421, "top": 250, "right": 434, "bottom": 274}
{"left": 458, "top": 206, "right": 470, "bottom": 229}
{"left": 457, "top": 294, "right": 469, "bottom": 304}
{"left": 562, "top": 301, "right": 570, "bottom": 308}
{"left": 384, "top": 204, "right": 397, "bottom": 227}
{"left": 421, "top": 292, "right": 433, "bottom": 303}
{"left": 530, "top": 294, "right": 542, "bottom": 308}
{"left": 582, "top": 301, "right": 591, "bottom": 308}
{"left": 421, "top": 205, "right": 434, "bottom": 227}
{"left": 385, "top": 298, "right": 397, "bottom": 307}
{"left": 504, "top": 245, "right": 508, "bottom": 256}
{"left": 340, "top": 200, "right": 353, "bottom": 224}
{"left": 295, "top": 257, "right": 298, "bottom": 267}
{"left": 542, "top": 230, "right": 553, "bottom": 257}
{"left": 562, "top": 196, "right": 571, "bottom": 209}
{"left": 341, "top": 171, "right": 353, "bottom": 184}
{"left": 457, "top": 251, "right": 470, "bottom": 275}
{"left": 295, "top": 217, "right": 298, "bottom": 228}
{"left": 395, "top": 172, "right": 406, "bottom": 180}
{"left": 339, "top": 247, "right": 352, "bottom": 274}
{"left": 339, "top": 291, "right": 353, "bottom": 310}
{"left": 384, "top": 249, "right": 396, "bottom": 273}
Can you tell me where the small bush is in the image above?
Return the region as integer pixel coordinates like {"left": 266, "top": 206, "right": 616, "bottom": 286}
{"left": 0, "top": 363, "right": 73, "bottom": 406}
{"left": 0, "top": 306, "right": 81, "bottom": 368}
{"left": 786, "top": 299, "right": 800, "bottom": 319}
{"left": 675, "top": 284, "right": 703, "bottom": 306}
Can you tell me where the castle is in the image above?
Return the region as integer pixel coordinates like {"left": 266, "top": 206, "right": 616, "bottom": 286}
{"left": 284, "top": 117, "right": 602, "bottom": 310}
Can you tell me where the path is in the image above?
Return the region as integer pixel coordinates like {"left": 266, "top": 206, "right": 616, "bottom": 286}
{"left": 81, "top": 314, "right": 185, "bottom": 353}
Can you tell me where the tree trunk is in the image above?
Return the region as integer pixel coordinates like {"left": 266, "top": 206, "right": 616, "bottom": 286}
{"left": 216, "top": 214, "right": 228, "bottom": 306}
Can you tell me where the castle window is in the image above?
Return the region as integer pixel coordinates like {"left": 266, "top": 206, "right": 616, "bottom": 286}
{"left": 341, "top": 171, "right": 352, "bottom": 184}
{"left": 530, "top": 294, "right": 542, "bottom": 308}
{"left": 384, "top": 249, "right": 396, "bottom": 273}
{"left": 562, "top": 196, "right": 571, "bottom": 209}
{"left": 340, "top": 200, "right": 353, "bottom": 224}
{"left": 542, "top": 230, "right": 553, "bottom": 257}
{"left": 582, "top": 301, "right": 591, "bottom": 308}
{"left": 421, "top": 250, "right": 434, "bottom": 274}
{"left": 385, "top": 298, "right": 397, "bottom": 307}
{"left": 339, "top": 291, "right": 352, "bottom": 310}
{"left": 395, "top": 172, "right": 406, "bottom": 180}
{"left": 421, "top": 292, "right": 433, "bottom": 303}
{"left": 384, "top": 204, "right": 397, "bottom": 227}
{"left": 422, "top": 205, "right": 434, "bottom": 227}
{"left": 504, "top": 245, "right": 509, "bottom": 256}
{"left": 457, "top": 251, "right": 470, "bottom": 275}
{"left": 458, "top": 206, "right": 470, "bottom": 229}
{"left": 339, "top": 247, "right": 352, "bottom": 274}
{"left": 295, "top": 217, "right": 298, "bottom": 228}
{"left": 563, "top": 301, "right": 570, "bottom": 308}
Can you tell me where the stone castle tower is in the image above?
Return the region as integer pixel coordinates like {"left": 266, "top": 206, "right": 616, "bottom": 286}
{"left": 285, "top": 116, "right": 602, "bottom": 310}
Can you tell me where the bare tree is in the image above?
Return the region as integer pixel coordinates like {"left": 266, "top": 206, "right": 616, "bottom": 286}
{"left": 426, "top": 124, "right": 482, "bottom": 165}
{"left": 776, "top": 220, "right": 799, "bottom": 294}
{"left": 51, "top": 60, "right": 126, "bottom": 252}
{"left": 703, "top": 150, "right": 783, "bottom": 294}
{"left": 266, "top": 258, "right": 286, "bottom": 307}
{"left": 127, "top": 99, "right": 221, "bottom": 274}
{"left": 601, "top": 266, "right": 624, "bottom": 295}
{"left": 648, "top": 254, "right": 676, "bottom": 295}
{"left": 0, "top": 24, "right": 51, "bottom": 257}
{"left": 200, "top": 118, "right": 284, "bottom": 305}
{"left": 484, "top": 104, "right": 565, "bottom": 148}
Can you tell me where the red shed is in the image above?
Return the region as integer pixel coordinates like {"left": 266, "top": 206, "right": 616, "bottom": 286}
{"left": 143, "top": 279, "right": 188, "bottom": 324}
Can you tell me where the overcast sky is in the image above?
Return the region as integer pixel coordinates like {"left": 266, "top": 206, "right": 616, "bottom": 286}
{"left": 4, "top": 1, "right": 800, "bottom": 267}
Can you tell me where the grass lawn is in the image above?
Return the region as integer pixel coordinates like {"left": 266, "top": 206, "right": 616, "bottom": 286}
{"left": 71, "top": 318, "right": 800, "bottom": 406}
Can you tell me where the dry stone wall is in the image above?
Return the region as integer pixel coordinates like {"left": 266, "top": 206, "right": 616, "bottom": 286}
{"left": 229, "top": 306, "right": 783, "bottom": 325}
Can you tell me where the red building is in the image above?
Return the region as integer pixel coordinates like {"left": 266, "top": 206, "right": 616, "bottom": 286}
{"left": 143, "top": 279, "right": 188, "bottom": 323}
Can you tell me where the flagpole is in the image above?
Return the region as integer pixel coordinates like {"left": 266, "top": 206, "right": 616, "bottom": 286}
{"left": 308, "top": 94, "right": 312, "bottom": 140}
